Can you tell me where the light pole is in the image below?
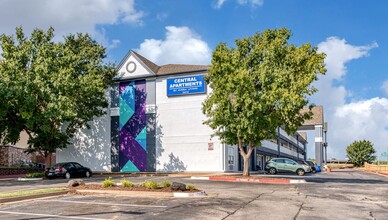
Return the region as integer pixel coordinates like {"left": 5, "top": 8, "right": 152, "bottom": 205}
{"left": 323, "top": 122, "right": 328, "bottom": 165}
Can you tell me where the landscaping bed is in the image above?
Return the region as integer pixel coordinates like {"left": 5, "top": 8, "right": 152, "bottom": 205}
{"left": 70, "top": 184, "right": 200, "bottom": 193}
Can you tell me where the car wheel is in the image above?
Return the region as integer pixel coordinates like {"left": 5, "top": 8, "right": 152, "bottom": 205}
{"left": 65, "top": 172, "right": 71, "bottom": 179}
{"left": 296, "top": 169, "right": 305, "bottom": 176}
{"left": 269, "top": 167, "right": 277, "bottom": 175}
{"left": 85, "top": 171, "right": 91, "bottom": 178}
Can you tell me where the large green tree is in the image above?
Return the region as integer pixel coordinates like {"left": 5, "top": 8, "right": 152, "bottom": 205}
{"left": 346, "top": 140, "right": 376, "bottom": 167}
{"left": 202, "top": 28, "right": 326, "bottom": 176}
{"left": 0, "top": 27, "right": 116, "bottom": 167}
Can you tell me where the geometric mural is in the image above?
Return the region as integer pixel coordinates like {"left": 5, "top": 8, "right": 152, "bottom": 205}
{"left": 119, "top": 80, "right": 147, "bottom": 172}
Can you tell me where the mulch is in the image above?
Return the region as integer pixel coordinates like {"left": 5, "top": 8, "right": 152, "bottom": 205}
{"left": 69, "top": 184, "right": 199, "bottom": 192}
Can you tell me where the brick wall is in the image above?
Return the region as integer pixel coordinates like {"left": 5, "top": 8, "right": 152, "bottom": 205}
{"left": 0, "top": 147, "right": 9, "bottom": 166}
{"left": 0, "top": 167, "right": 43, "bottom": 175}
{"left": 0, "top": 146, "right": 33, "bottom": 166}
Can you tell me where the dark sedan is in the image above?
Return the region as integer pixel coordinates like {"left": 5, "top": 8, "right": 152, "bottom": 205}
{"left": 45, "top": 162, "right": 92, "bottom": 179}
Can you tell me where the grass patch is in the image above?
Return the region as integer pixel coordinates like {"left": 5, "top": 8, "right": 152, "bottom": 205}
{"left": 102, "top": 177, "right": 115, "bottom": 188}
{"left": 327, "top": 163, "right": 354, "bottom": 169}
{"left": 186, "top": 185, "right": 197, "bottom": 190}
{"left": 160, "top": 180, "right": 171, "bottom": 188}
{"left": 25, "top": 172, "right": 45, "bottom": 178}
{"left": 140, "top": 180, "right": 159, "bottom": 189}
{"left": 0, "top": 188, "right": 65, "bottom": 199}
{"left": 120, "top": 179, "right": 134, "bottom": 187}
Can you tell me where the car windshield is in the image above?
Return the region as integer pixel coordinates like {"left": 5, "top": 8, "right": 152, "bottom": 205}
{"left": 51, "top": 163, "right": 67, "bottom": 168}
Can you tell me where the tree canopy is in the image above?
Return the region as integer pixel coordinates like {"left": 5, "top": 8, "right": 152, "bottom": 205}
{"left": 202, "top": 28, "right": 326, "bottom": 176}
{"left": 346, "top": 140, "right": 376, "bottom": 167}
{"left": 0, "top": 27, "right": 116, "bottom": 166}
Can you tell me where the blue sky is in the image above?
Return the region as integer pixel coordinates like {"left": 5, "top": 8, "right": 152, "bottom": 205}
{"left": 1, "top": 0, "right": 387, "bottom": 160}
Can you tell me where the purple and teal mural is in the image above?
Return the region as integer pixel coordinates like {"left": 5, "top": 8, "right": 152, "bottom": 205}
{"left": 119, "top": 80, "right": 147, "bottom": 172}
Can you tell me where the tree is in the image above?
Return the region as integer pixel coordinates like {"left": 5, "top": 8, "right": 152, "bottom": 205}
{"left": 0, "top": 27, "right": 116, "bottom": 167}
{"left": 202, "top": 28, "right": 326, "bottom": 176}
{"left": 346, "top": 140, "right": 376, "bottom": 167}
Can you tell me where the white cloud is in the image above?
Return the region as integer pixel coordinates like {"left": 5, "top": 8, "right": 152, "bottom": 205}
{"left": 317, "top": 37, "right": 378, "bottom": 81}
{"left": 156, "top": 13, "right": 169, "bottom": 21}
{"left": 381, "top": 80, "right": 388, "bottom": 96}
{"left": 313, "top": 37, "right": 378, "bottom": 113}
{"left": 0, "top": 0, "right": 144, "bottom": 47}
{"left": 332, "top": 98, "right": 388, "bottom": 158}
{"left": 308, "top": 37, "right": 388, "bottom": 159}
{"left": 213, "top": 0, "right": 264, "bottom": 9}
{"left": 214, "top": 0, "right": 227, "bottom": 8}
{"left": 237, "top": 0, "right": 264, "bottom": 7}
{"left": 135, "top": 26, "right": 211, "bottom": 65}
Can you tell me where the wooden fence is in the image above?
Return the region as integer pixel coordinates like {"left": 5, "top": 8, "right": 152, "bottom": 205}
{"left": 364, "top": 162, "right": 388, "bottom": 173}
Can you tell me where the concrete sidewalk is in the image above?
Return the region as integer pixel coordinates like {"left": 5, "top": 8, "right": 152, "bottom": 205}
{"left": 191, "top": 175, "right": 307, "bottom": 184}
{"left": 0, "top": 174, "right": 24, "bottom": 181}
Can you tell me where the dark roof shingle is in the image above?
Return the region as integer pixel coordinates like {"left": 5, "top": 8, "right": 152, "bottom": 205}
{"left": 132, "top": 51, "right": 208, "bottom": 75}
{"left": 157, "top": 64, "right": 208, "bottom": 75}
{"left": 132, "top": 51, "right": 160, "bottom": 73}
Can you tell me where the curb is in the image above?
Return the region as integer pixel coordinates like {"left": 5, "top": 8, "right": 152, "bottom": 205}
{"left": 360, "top": 170, "right": 388, "bottom": 177}
{"left": 191, "top": 176, "right": 306, "bottom": 184}
{"left": 17, "top": 177, "right": 43, "bottom": 181}
{"left": 75, "top": 189, "right": 207, "bottom": 198}
{"left": 0, "top": 190, "right": 69, "bottom": 204}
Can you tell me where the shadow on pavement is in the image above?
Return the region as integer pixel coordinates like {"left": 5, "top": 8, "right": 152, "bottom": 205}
{"left": 306, "top": 177, "right": 387, "bottom": 184}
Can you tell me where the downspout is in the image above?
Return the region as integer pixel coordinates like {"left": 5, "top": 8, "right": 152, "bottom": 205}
{"left": 277, "top": 127, "right": 280, "bottom": 158}
{"left": 297, "top": 135, "right": 299, "bottom": 159}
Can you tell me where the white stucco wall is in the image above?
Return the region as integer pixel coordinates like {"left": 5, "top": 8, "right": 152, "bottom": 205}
{"left": 56, "top": 112, "right": 112, "bottom": 172}
{"left": 155, "top": 73, "right": 225, "bottom": 172}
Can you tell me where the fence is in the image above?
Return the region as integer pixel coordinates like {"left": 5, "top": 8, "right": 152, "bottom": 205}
{"left": 364, "top": 162, "right": 388, "bottom": 173}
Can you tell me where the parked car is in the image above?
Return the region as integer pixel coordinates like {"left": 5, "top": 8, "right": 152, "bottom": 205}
{"left": 296, "top": 159, "right": 312, "bottom": 173}
{"left": 265, "top": 158, "right": 311, "bottom": 176}
{"left": 315, "top": 164, "right": 322, "bottom": 172}
{"left": 306, "top": 161, "right": 317, "bottom": 173}
{"left": 45, "top": 162, "right": 92, "bottom": 179}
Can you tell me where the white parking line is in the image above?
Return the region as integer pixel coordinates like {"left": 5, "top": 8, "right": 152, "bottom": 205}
{"left": 0, "top": 210, "right": 108, "bottom": 220}
{"left": 39, "top": 199, "right": 168, "bottom": 208}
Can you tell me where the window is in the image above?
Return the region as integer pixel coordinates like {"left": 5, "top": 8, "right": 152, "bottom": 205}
{"left": 73, "top": 163, "right": 82, "bottom": 169}
{"left": 285, "top": 159, "right": 295, "bottom": 164}
{"left": 273, "top": 159, "right": 285, "bottom": 163}
{"left": 65, "top": 163, "right": 75, "bottom": 169}
{"left": 228, "top": 155, "right": 234, "bottom": 165}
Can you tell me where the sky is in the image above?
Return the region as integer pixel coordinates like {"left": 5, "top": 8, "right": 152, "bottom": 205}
{"left": 0, "top": 0, "right": 387, "bottom": 160}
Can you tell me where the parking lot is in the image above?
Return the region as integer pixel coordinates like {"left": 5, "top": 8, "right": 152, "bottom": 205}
{"left": 0, "top": 170, "right": 387, "bottom": 219}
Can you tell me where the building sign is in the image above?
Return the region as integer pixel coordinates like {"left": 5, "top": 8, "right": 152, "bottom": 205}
{"left": 208, "top": 142, "right": 214, "bottom": 151}
{"left": 167, "top": 75, "right": 206, "bottom": 96}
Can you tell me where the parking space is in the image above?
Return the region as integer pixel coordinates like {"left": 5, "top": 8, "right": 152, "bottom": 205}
{"left": 0, "top": 194, "right": 187, "bottom": 220}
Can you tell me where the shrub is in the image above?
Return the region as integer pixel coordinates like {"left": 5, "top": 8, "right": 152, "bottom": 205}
{"left": 160, "top": 180, "right": 171, "bottom": 188}
{"left": 102, "top": 177, "right": 115, "bottom": 188}
{"left": 140, "top": 180, "right": 159, "bottom": 189}
{"left": 186, "top": 185, "right": 197, "bottom": 191}
{"left": 25, "top": 172, "right": 45, "bottom": 178}
{"left": 120, "top": 179, "right": 134, "bottom": 187}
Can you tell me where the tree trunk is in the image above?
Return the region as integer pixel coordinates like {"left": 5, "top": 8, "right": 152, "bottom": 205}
{"left": 45, "top": 152, "right": 53, "bottom": 168}
{"left": 242, "top": 155, "right": 250, "bottom": 176}
{"left": 238, "top": 139, "right": 255, "bottom": 177}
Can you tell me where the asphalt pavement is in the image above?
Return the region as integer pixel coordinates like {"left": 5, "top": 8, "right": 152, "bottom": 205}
{"left": 0, "top": 169, "right": 386, "bottom": 219}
